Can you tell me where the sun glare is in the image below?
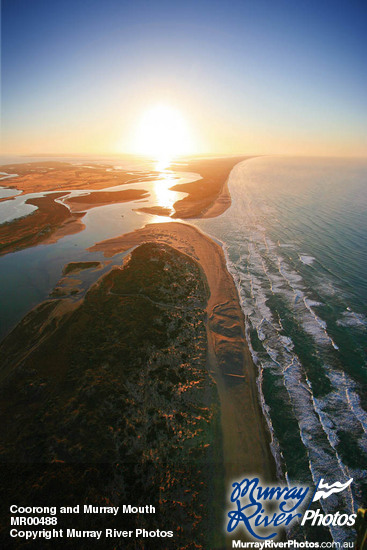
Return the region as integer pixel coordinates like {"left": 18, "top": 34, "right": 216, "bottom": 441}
{"left": 132, "top": 104, "right": 193, "bottom": 160}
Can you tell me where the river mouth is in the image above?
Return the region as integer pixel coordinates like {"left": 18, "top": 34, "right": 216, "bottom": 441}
{"left": 0, "top": 157, "right": 196, "bottom": 339}
{"left": 1, "top": 155, "right": 366, "bottom": 544}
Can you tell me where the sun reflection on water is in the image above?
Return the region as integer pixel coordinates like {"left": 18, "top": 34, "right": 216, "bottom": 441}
{"left": 154, "top": 157, "right": 171, "bottom": 172}
{"left": 151, "top": 157, "right": 180, "bottom": 213}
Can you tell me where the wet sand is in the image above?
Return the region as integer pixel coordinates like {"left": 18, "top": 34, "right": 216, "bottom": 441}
{"left": 89, "top": 221, "right": 276, "bottom": 482}
{"left": 65, "top": 188, "right": 149, "bottom": 211}
{"left": 134, "top": 206, "right": 172, "bottom": 216}
{"left": 169, "top": 156, "right": 254, "bottom": 218}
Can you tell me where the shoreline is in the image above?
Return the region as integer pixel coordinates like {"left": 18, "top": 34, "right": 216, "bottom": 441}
{"left": 0, "top": 155, "right": 276, "bottom": 483}
{"left": 170, "top": 155, "right": 254, "bottom": 218}
{"left": 0, "top": 156, "right": 253, "bottom": 256}
{"left": 89, "top": 221, "right": 276, "bottom": 482}
{"left": 0, "top": 193, "right": 86, "bottom": 256}
{"left": 0, "top": 188, "right": 150, "bottom": 256}
{"left": 0, "top": 156, "right": 277, "bottom": 545}
{"left": 0, "top": 241, "right": 223, "bottom": 548}
{"left": 200, "top": 175, "right": 231, "bottom": 218}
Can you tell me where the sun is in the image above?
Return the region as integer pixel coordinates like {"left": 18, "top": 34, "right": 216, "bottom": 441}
{"left": 131, "top": 104, "right": 193, "bottom": 160}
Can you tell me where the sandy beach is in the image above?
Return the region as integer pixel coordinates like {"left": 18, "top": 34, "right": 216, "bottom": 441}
{"left": 170, "top": 156, "right": 253, "bottom": 218}
{"left": 89, "top": 221, "right": 276, "bottom": 482}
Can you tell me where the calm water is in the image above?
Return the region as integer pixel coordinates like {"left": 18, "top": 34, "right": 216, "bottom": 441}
{"left": 0, "top": 158, "right": 193, "bottom": 338}
{"left": 193, "top": 156, "right": 367, "bottom": 542}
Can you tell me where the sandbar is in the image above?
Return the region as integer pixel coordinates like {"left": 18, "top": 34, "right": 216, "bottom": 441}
{"left": 62, "top": 261, "right": 102, "bottom": 275}
{"left": 169, "top": 156, "right": 254, "bottom": 218}
{"left": 89, "top": 221, "right": 275, "bottom": 481}
{"left": 65, "top": 189, "right": 149, "bottom": 211}
{"left": 134, "top": 206, "right": 172, "bottom": 216}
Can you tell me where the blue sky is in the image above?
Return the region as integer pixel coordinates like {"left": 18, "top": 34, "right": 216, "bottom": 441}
{"left": 2, "top": 0, "right": 367, "bottom": 155}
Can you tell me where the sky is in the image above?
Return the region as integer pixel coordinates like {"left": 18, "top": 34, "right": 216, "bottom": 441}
{"left": 1, "top": 0, "right": 367, "bottom": 157}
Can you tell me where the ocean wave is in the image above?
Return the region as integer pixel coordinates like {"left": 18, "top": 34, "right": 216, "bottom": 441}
{"left": 336, "top": 310, "right": 366, "bottom": 329}
{"left": 193, "top": 156, "right": 367, "bottom": 542}
{"left": 299, "top": 254, "right": 316, "bottom": 265}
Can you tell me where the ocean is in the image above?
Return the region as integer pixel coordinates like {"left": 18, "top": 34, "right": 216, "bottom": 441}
{"left": 193, "top": 156, "right": 367, "bottom": 542}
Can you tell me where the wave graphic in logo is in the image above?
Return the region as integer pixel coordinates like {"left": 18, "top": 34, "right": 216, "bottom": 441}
{"left": 312, "top": 478, "right": 353, "bottom": 502}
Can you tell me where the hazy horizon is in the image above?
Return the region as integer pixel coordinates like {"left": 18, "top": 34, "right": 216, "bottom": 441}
{"left": 2, "top": 0, "right": 367, "bottom": 158}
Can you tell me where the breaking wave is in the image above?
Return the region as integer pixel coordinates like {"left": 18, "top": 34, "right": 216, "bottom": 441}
{"left": 193, "top": 156, "right": 367, "bottom": 543}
